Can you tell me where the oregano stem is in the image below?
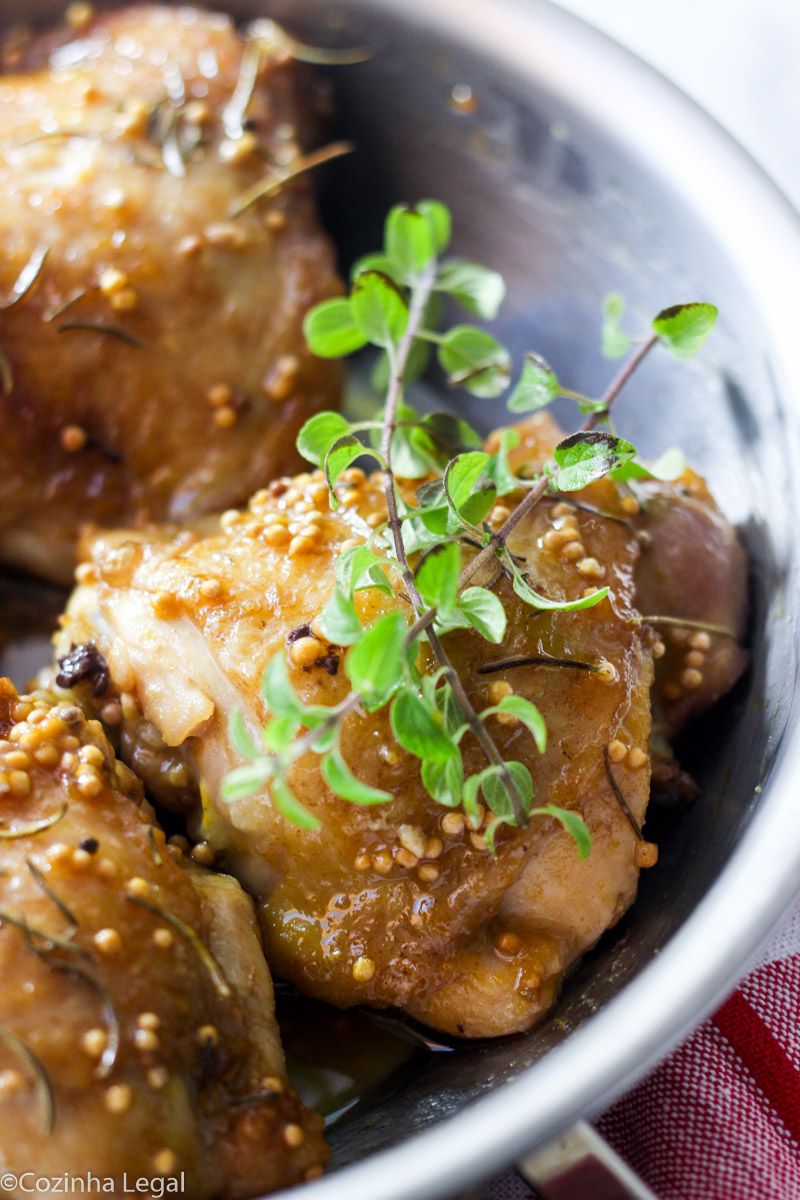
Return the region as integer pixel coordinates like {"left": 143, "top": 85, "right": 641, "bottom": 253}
{"left": 405, "top": 608, "right": 436, "bottom": 646}
{"left": 583, "top": 333, "right": 659, "bottom": 431}
{"left": 380, "top": 267, "right": 527, "bottom": 825}
{"left": 458, "top": 334, "right": 660, "bottom": 591}
{"left": 457, "top": 477, "right": 548, "bottom": 591}
{"left": 289, "top": 692, "right": 362, "bottom": 762}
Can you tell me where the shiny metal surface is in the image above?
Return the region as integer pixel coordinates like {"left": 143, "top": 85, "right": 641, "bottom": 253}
{"left": 6, "top": 1, "right": 800, "bottom": 1197}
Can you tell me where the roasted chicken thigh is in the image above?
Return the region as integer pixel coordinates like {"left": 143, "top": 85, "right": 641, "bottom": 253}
{"left": 0, "top": 4, "right": 342, "bottom": 583}
{"left": 56, "top": 412, "right": 748, "bottom": 1038}
{"left": 634, "top": 473, "right": 748, "bottom": 731}
{"left": 0, "top": 680, "right": 326, "bottom": 1197}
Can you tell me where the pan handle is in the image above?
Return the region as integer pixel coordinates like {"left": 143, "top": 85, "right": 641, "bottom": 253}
{"left": 516, "top": 1120, "right": 658, "bottom": 1200}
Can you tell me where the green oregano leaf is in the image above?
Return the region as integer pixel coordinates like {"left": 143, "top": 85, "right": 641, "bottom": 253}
{"left": 261, "top": 714, "right": 299, "bottom": 752}
{"left": 601, "top": 292, "right": 633, "bottom": 359}
{"left": 324, "top": 435, "right": 381, "bottom": 503}
{"left": 319, "top": 588, "right": 363, "bottom": 645}
{"left": 462, "top": 772, "right": 482, "bottom": 822}
{"left": 336, "top": 545, "right": 393, "bottom": 598}
{"left": 304, "top": 297, "right": 368, "bottom": 358}
{"left": 482, "top": 760, "right": 533, "bottom": 821}
{"left": 507, "top": 352, "right": 559, "bottom": 413}
{"left": 416, "top": 199, "right": 451, "bottom": 254}
{"left": 297, "top": 411, "right": 353, "bottom": 468}
{"left": 504, "top": 551, "right": 610, "bottom": 612}
{"left": 611, "top": 446, "right": 687, "bottom": 483}
{"left": 438, "top": 326, "right": 511, "bottom": 398}
{"left": 401, "top": 511, "right": 447, "bottom": 556}
{"left": 443, "top": 451, "right": 496, "bottom": 526}
{"left": 385, "top": 204, "right": 438, "bottom": 280}
{"left": 351, "top": 252, "right": 398, "bottom": 282}
{"left": 229, "top": 709, "right": 258, "bottom": 760}
{"left": 553, "top": 431, "right": 637, "bottom": 491}
{"left": 421, "top": 754, "right": 463, "bottom": 808}
{"left": 486, "top": 427, "right": 522, "bottom": 496}
{"left": 262, "top": 652, "right": 303, "bottom": 718}
{"left": 322, "top": 745, "right": 392, "bottom": 805}
{"left": 416, "top": 542, "right": 460, "bottom": 613}
{"left": 435, "top": 258, "right": 506, "bottom": 319}
{"left": 445, "top": 693, "right": 470, "bottom": 744}
{"left": 390, "top": 688, "right": 456, "bottom": 761}
{"left": 457, "top": 587, "right": 507, "bottom": 644}
{"left": 652, "top": 302, "right": 718, "bottom": 359}
{"left": 220, "top": 760, "right": 273, "bottom": 802}
{"left": 272, "top": 777, "right": 321, "bottom": 830}
{"left": 420, "top": 411, "right": 483, "bottom": 457}
{"left": 350, "top": 270, "right": 409, "bottom": 348}
{"left": 531, "top": 804, "right": 591, "bottom": 859}
{"left": 388, "top": 402, "right": 441, "bottom": 479}
{"left": 345, "top": 612, "right": 407, "bottom": 707}
{"left": 483, "top": 694, "right": 547, "bottom": 752}
{"left": 308, "top": 720, "right": 339, "bottom": 755}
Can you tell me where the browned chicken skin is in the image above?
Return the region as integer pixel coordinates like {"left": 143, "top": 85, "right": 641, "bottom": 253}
{"left": 57, "top": 414, "right": 649, "bottom": 1037}
{"left": 0, "top": 680, "right": 326, "bottom": 1198}
{"left": 0, "top": 5, "right": 342, "bottom": 584}
{"left": 635, "top": 474, "right": 748, "bottom": 732}
{"left": 55, "top": 414, "right": 747, "bottom": 1038}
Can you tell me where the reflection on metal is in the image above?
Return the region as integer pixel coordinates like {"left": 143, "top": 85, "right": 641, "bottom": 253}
{"left": 518, "top": 1122, "right": 657, "bottom": 1200}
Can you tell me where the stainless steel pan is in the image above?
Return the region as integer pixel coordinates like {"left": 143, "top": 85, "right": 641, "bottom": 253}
{"left": 4, "top": 0, "right": 800, "bottom": 1196}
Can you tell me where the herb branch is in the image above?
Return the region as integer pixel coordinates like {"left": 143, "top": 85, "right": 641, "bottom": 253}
{"left": 222, "top": 199, "right": 718, "bottom": 856}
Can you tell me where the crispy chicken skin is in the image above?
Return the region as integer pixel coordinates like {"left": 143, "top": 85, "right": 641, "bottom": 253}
{"left": 0, "top": 5, "right": 342, "bottom": 584}
{"left": 56, "top": 413, "right": 747, "bottom": 1037}
{"left": 0, "top": 681, "right": 326, "bottom": 1198}
{"left": 57, "top": 413, "right": 649, "bottom": 1037}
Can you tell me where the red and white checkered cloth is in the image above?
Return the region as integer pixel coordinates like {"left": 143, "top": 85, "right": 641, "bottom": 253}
{"left": 487, "top": 904, "right": 800, "bottom": 1200}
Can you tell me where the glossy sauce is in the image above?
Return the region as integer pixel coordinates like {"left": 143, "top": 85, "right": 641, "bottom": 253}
{"left": 0, "top": 574, "right": 437, "bottom": 1125}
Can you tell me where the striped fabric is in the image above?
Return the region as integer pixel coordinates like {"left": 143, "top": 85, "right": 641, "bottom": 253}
{"left": 488, "top": 904, "right": 800, "bottom": 1199}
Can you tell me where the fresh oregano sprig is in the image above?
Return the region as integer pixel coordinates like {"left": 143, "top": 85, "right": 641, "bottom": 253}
{"left": 222, "top": 199, "right": 718, "bottom": 854}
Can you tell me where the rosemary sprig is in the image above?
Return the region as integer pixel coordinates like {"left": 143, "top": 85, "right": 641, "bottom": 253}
{"left": 0, "top": 245, "right": 49, "bottom": 310}
{"left": 229, "top": 140, "right": 354, "bottom": 217}
{"left": 546, "top": 493, "right": 634, "bottom": 529}
{"left": 57, "top": 321, "right": 144, "bottom": 348}
{"left": 248, "top": 19, "right": 371, "bottom": 68}
{"left": 222, "top": 37, "right": 263, "bottom": 138}
{"left": 603, "top": 744, "right": 644, "bottom": 840}
{"left": 147, "top": 827, "right": 163, "bottom": 867}
{"left": 43, "top": 288, "right": 88, "bottom": 323}
{"left": 282, "top": 39, "right": 371, "bottom": 66}
{"left": 0, "top": 1028, "right": 55, "bottom": 1132}
{"left": 126, "top": 895, "right": 232, "bottom": 999}
{"left": 640, "top": 614, "right": 737, "bottom": 640}
{"left": 154, "top": 102, "right": 186, "bottom": 178}
{"left": 0, "top": 908, "right": 89, "bottom": 958}
{"left": 40, "top": 960, "right": 119, "bottom": 1079}
{"left": 477, "top": 655, "right": 602, "bottom": 676}
{"left": 26, "top": 860, "right": 79, "bottom": 926}
{"left": 0, "top": 804, "right": 67, "bottom": 839}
